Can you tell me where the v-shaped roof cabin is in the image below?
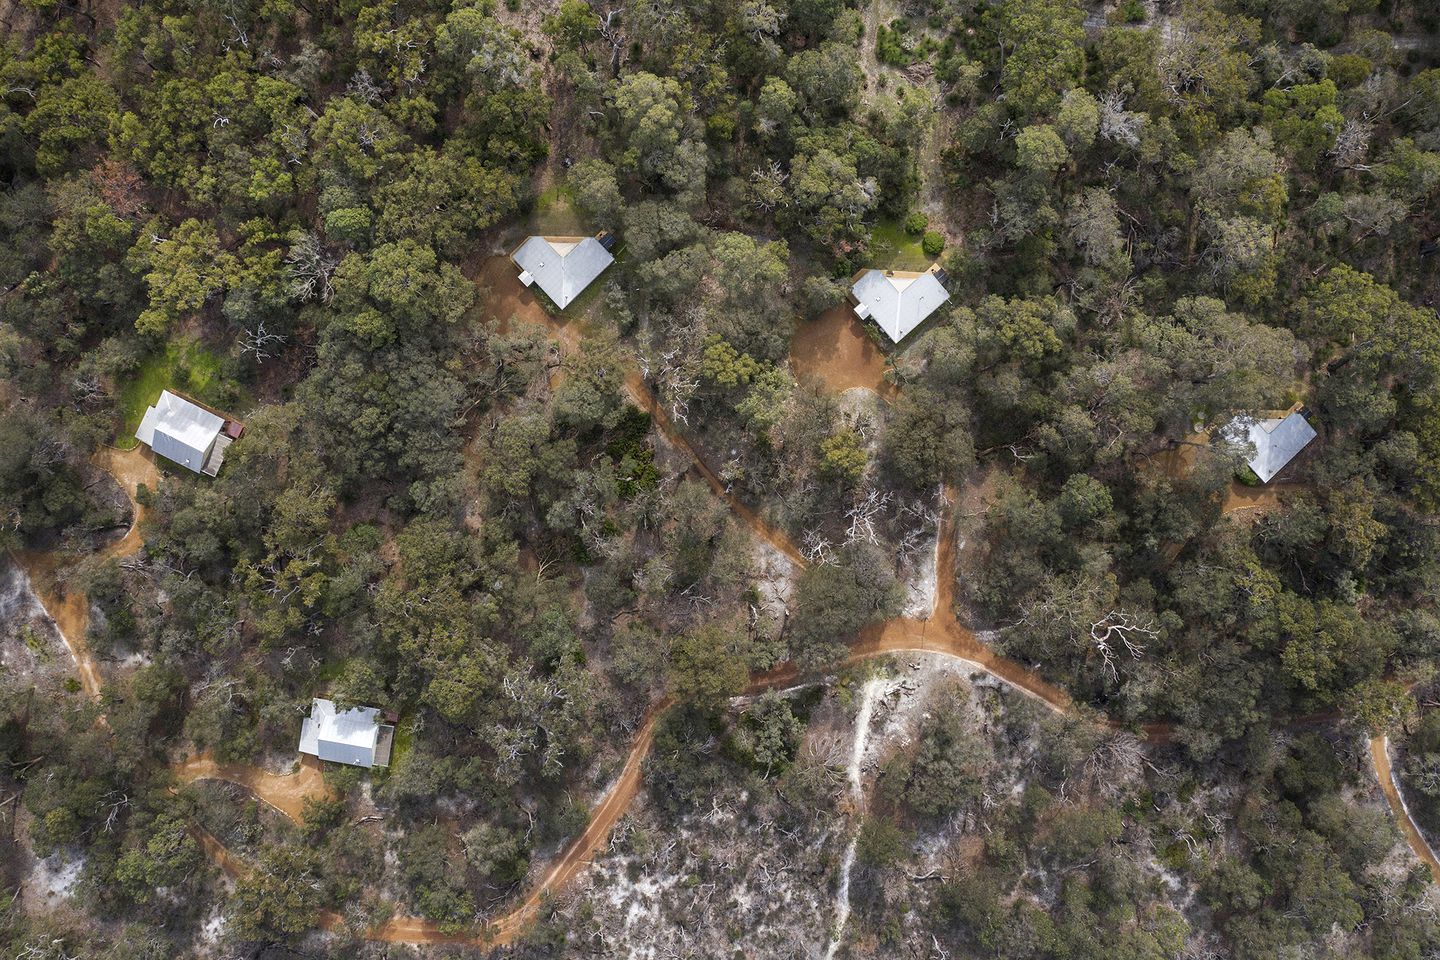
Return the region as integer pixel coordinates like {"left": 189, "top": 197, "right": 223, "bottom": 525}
{"left": 1221, "top": 411, "right": 1318, "bottom": 483}
{"left": 849, "top": 268, "right": 950, "bottom": 343}
{"left": 511, "top": 235, "right": 615, "bottom": 309}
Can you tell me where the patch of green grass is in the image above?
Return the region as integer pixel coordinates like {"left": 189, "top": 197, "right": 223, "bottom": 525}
{"left": 388, "top": 715, "right": 416, "bottom": 768}
{"left": 114, "top": 337, "right": 236, "bottom": 448}
{"left": 526, "top": 183, "right": 588, "bottom": 238}
{"left": 314, "top": 655, "right": 356, "bottom": 686}
{"left": 868, "top": 218, "right": 933, "bottom": 271}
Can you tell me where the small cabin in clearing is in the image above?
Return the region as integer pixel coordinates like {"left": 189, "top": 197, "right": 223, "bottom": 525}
{"left": 1221, "top": 409, "right": 1318, "bottom": 484}
{"left": 848, "top": 265, "right": 950, "bottom": 344}
{"left": 298, "top": 698, "right": 394, "bottom": 769}
{"left": 134, "top": 390, "right": 243, "bottom": 476}
{"left": 511, "top": 232, "right": 616, "bottom": 309}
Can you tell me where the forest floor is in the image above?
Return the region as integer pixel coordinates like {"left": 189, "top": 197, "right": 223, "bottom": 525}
{"left": 15, "top": 262, "right": 1439, "bottom": 949}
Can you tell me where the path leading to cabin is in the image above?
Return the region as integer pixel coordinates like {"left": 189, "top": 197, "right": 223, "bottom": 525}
{"left": 1372, "top": 736, "right": 1440, "bottom": 883}
{"left": 13, "top": 445, "right": 156, "bottom": 699}
{"left": 476, "top": 256, "right": 807, "bottom": 567}
{"left": 173, "top": 754, "right": 331, "bottom": 822}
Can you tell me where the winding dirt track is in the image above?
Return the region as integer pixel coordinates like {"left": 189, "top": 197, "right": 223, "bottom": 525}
{"left": 173, "top": 754, "right": 330, "bottom": 822}
{"left": 16, "top": 260, "right": 1437, "bottom": 946}
{"left": 12, "top": 445, "right": 157, "bottom": 698}
{"left": 748, "top": 499, "right": 1074, "bottom": 713}
{"left": 171, "top": 262, "right": 1440, "bottom": 943}
{"left": 476, "top": 256, "right": 807, "bottom": 567}
{"left": 1371, "top": 736, "right": 1440, "bottom": 882}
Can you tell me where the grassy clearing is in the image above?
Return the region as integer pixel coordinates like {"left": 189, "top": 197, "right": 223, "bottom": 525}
{"left": 868, "top": 218, "right": 932, "bottom": 271}
{"left": 526, "top": 183, "right": 589, "bottom": 238}
{"left": 114, "top": 338, "right": 237, "bottom": 448}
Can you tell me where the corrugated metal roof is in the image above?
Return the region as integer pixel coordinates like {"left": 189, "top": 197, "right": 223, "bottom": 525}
{"left": 298, "top": 698, "right": 381, "bottom": 767}
{"left": 512, "top": 236, "right": 615, "bottom": 309}
{"left": 850, "top": 270, "right": 949, "bottom": 342}
{"left": 1223, "top": 412, "right": 1318, "bottom": 483}
{"left": 135, "top": 390, "right": 224, "bottom": 474}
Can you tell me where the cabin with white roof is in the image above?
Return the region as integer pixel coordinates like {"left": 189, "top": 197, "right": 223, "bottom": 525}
{"left": 298, "top": 698, "right": 394, "bottom": 769}
{"left": 134, "top": 390, "right": 242, "bottom": 476}
{"left": 1221, "top": 409, "right": 1318, "bottom": 484}
{"left": 511, "top": 232, "right": 616, "bottom": 309}
{"left": 849, "top": 265, "right": 950, "bottom": 343}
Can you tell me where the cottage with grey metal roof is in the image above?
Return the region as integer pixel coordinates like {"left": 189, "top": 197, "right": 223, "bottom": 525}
{"left": 1221, "top": 410, "right": 1318, "bottom": 484}
{"left": 298, "top": 698, "right": 394, "bottom": 769}
{"left": 511, "top": 233, "right": 616, "bottom": 309}
{"left": 849, "top": 266, "right": 950, "bottom": 343}
{"left": 134, "top": 390, "right": 237, "bottom": 476}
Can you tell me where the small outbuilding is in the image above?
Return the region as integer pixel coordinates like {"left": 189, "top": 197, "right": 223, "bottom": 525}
{"left": 511, "top": 232, "right": 616, "bottom": 309}
{"left": 298, "top": 697, "right": 394, "bottom": 769}
{"left": 135, "top": 390, "right": 240, "bottom": 476}
{"left": 849, "top": 265, "right": 950, "bottom": 344}
{"left": 1221, "top": 409, "right": 1317, "bottom": 484}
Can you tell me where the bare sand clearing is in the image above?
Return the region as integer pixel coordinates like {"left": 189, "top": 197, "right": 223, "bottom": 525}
{"left": 790, "top": 306, "right": 896, "bottom": 399}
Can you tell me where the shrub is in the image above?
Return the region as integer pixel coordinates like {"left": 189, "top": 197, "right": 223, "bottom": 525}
{"left": 1328, "top": 53, "right": 1372, "bottom": 87}
{"left": 876, "top": 21, "right": 914, "bottom": 67}
{"left": 323, "top": 206, "right": 372, "bottom": 245}
{"left": 904, "top": 211, "right": 928, "bottom": 235}
{"left": 921, "top": 230, "right": 945, "bottom": 257}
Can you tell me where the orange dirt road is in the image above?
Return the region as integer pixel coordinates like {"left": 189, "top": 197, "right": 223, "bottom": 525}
{"left": 172, "top": 753, "right": 331, "bottom": 822}
{"left": 12, "top": 445, "right": 157, "bottom": 698}
{"left": 190, "top": 822, "right": 251, "bottom": 881}
{"left": 789, "top": 305, "right": 896, "bottom": 399}
{"left": 1371, "top": 736, "right": 1440, "bottom": 883}
{"left": 195, "top": 703, "right": 674, "bottom": 949}
{"left": 624, "top": 372, "right": 807, "bottom": 567}
{"left": 749, "top": 496, "right": 1073, "bottom": 713}
{"left": 482, "top": 701, "right": 672, "bottom": 945}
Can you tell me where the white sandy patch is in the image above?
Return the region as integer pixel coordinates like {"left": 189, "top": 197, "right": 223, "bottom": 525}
{"left": 823, "top": 676, "right": 894, "bottom": 959}
{"left": 752, "top": 538, "right": 799, "bottom": 617}
{"left": 0, "top": 562, "right": 66, "bottom": 673}
{"left": 30, "top": 852, "right": 83, "bottom": 903}
{"left": 899, "top": 524, "right": 939, "bottom": 619}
